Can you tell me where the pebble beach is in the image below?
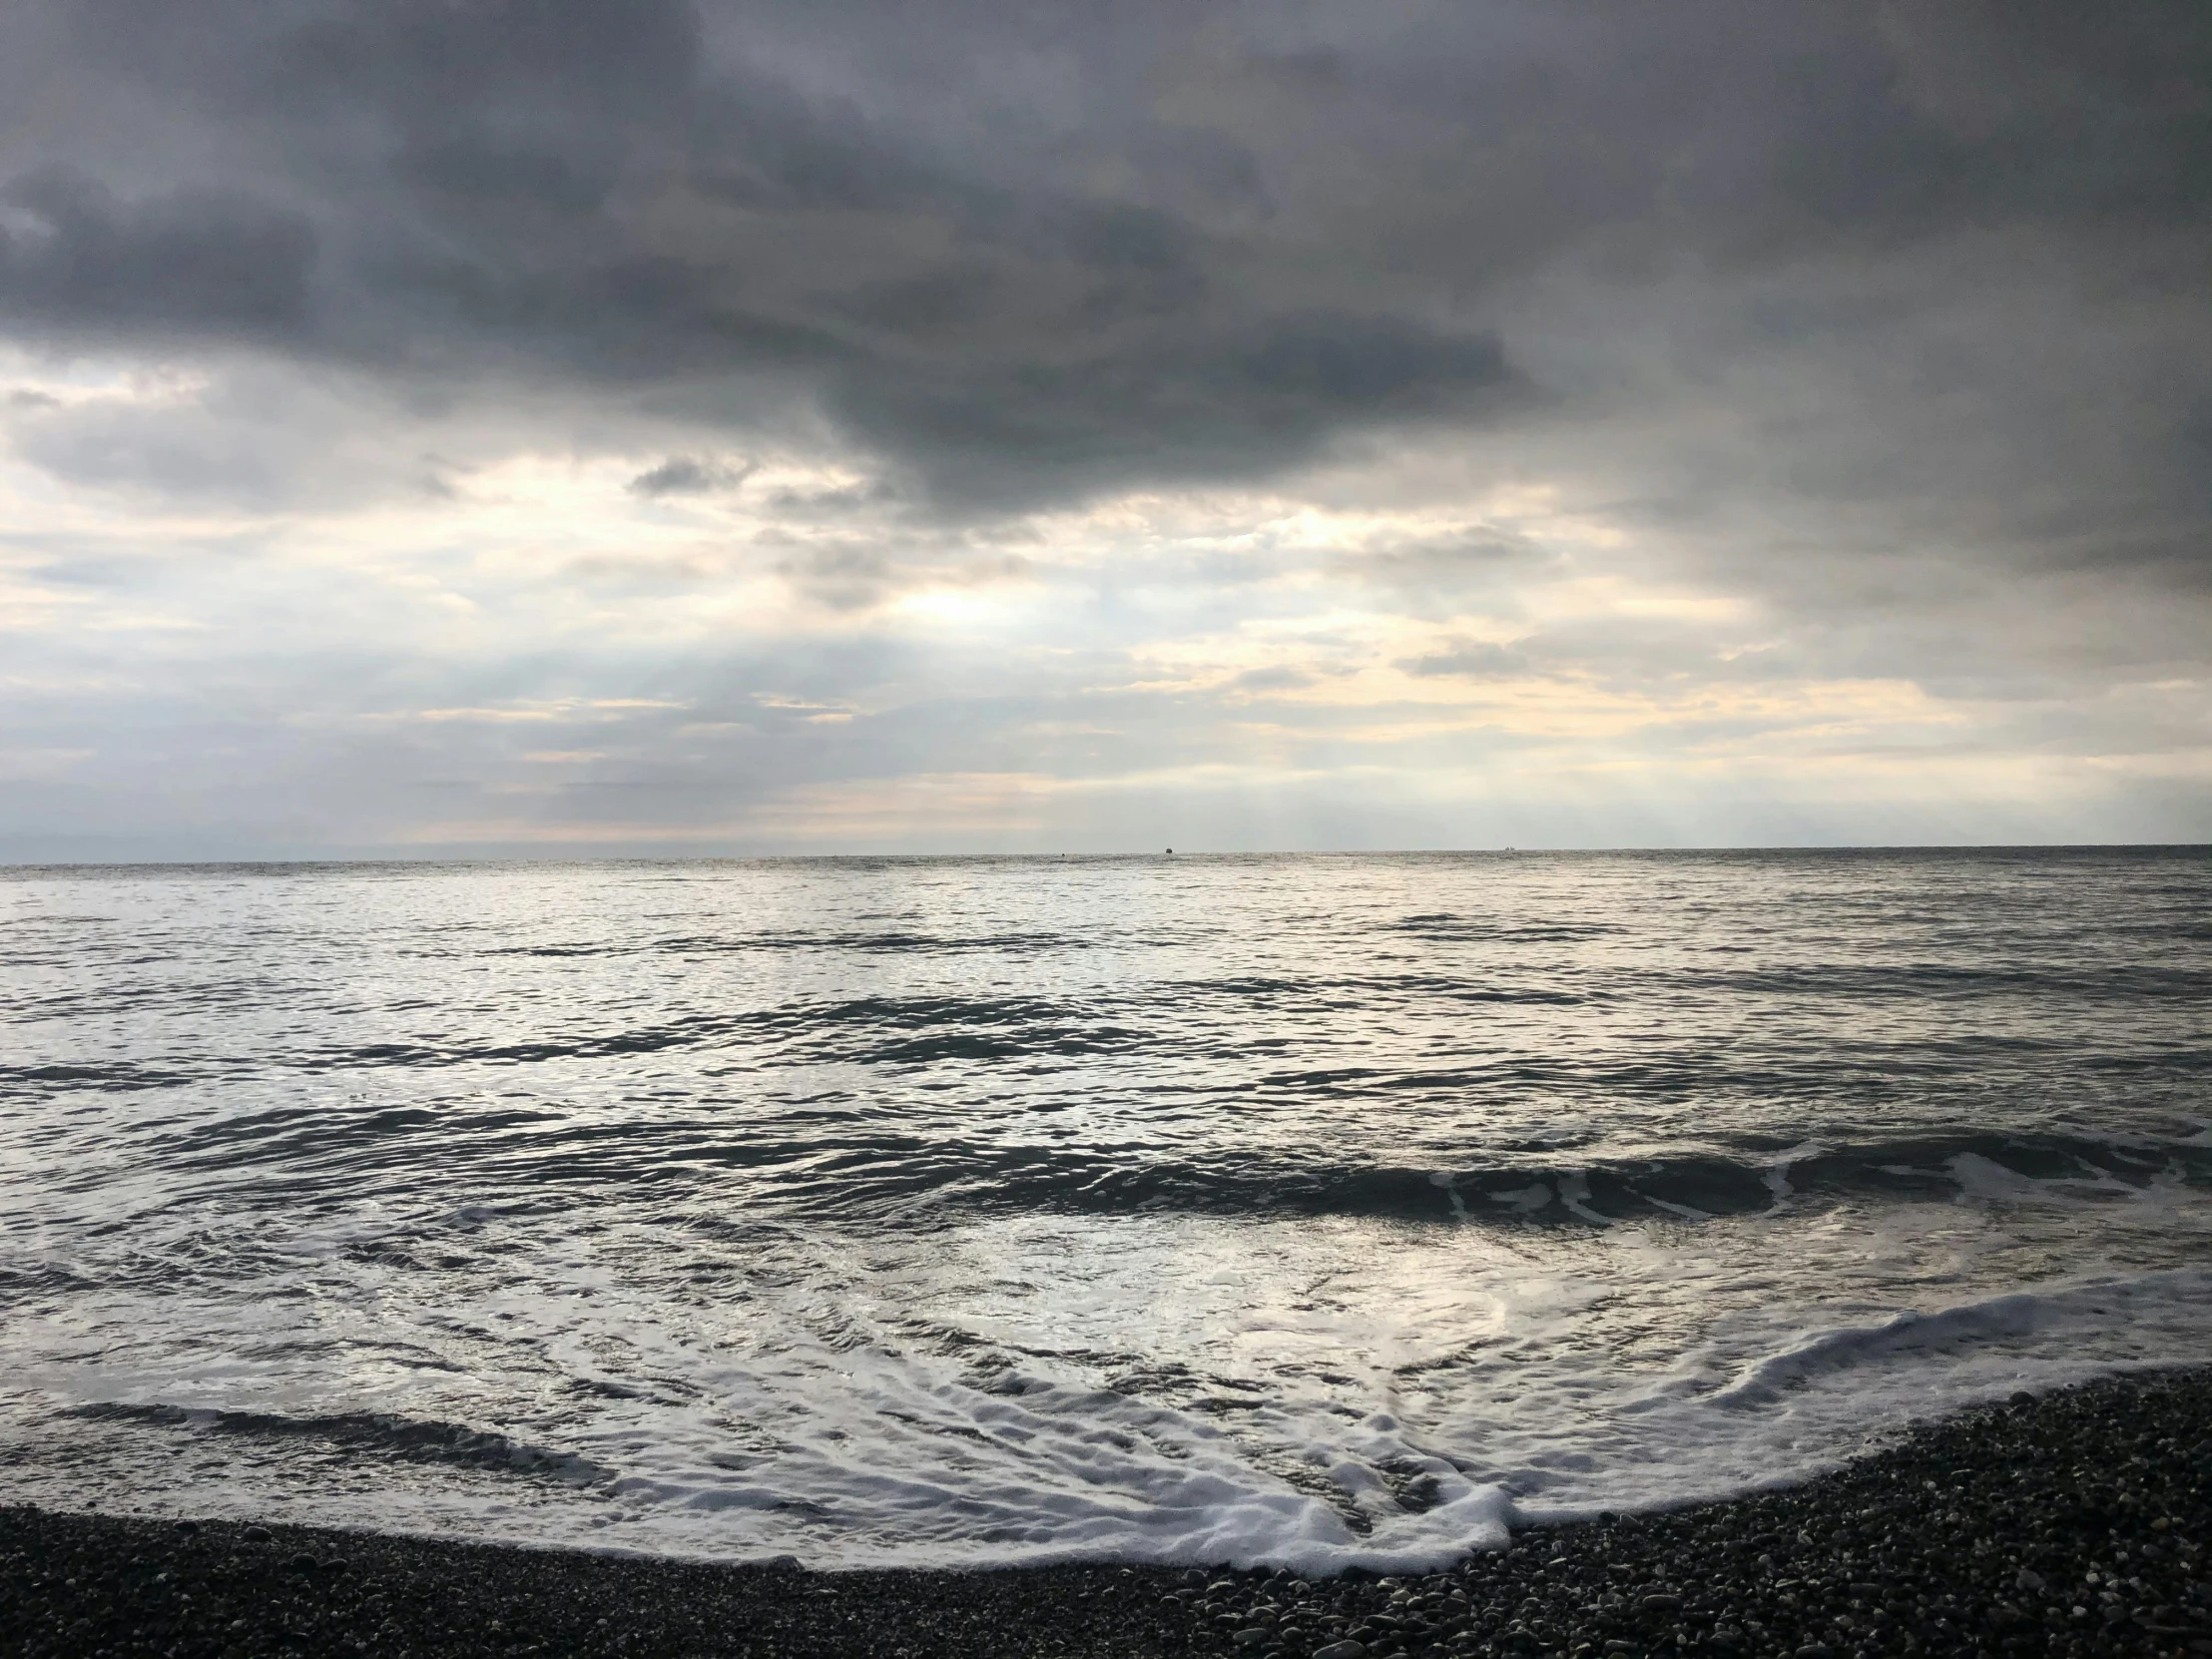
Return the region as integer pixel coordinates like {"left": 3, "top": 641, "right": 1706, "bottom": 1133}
{"left": 8, "top": 1368, "right": 2210, "bottom": 1659}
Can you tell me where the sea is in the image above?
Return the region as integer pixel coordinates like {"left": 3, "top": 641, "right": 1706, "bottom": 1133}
{"left": 2, "top": 849, "right": 2208, "bottom": 1574}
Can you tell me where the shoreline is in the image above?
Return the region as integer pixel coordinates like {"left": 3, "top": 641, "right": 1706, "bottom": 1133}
{"left": 6, "top": 1369, "right": 2209, "bottom": 1658}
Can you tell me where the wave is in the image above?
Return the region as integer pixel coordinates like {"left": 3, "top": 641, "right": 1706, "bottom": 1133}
{"left": 54, "top": 1111, "right": 2212, "bottom": 1234}
{"left": 893, "top": 1135, "right": 2212, "bottom": 1226}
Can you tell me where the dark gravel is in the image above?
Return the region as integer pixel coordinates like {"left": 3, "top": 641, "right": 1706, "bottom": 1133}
{"left": 7, "top": 1367, "right": 2212, "bottom": 1658}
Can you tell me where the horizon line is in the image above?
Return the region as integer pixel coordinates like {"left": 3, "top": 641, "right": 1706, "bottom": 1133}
{"left": 3, "top": 840, "right": 2208, "bottom": 872}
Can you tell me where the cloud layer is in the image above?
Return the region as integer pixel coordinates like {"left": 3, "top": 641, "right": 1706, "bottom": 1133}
{"left": 0, "top": 0, "right": 2206, "bottom": 853}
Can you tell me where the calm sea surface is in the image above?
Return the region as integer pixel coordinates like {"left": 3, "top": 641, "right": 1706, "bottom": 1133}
{"left": 2, "top": 850, "right": 2208, "bottom": 1570}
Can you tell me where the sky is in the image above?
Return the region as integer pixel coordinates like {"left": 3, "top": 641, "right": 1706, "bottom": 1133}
{"left": 0, "top": 1, "right": 2207, "bottom": 857}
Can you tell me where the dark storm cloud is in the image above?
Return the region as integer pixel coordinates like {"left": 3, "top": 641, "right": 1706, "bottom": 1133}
{"left": 832, "top": 312, "right": 1517, "bottom": 502}
{"left": 0, "top": 0, "right": 1531, "bottom": 506}
{"left": 0, "top": 171, "right": 314, "bottom": 341}
{"left": 1, "top": 0, "right": 2208, "bottom": 558}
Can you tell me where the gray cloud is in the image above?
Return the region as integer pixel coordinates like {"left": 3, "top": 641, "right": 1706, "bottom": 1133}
{"left": 763, "top": 477, "right": 899, "bottom": 513}
{"left": 5, "top": 0, "right": 2205, "bottom": 533}
{"left": 833, "top": 311, "right": 1519, "bottom": 505}
{"left": 1335, "top": 530, "right": 1550, "bottom": 618}
{"left": 1398, "top": 641, "right": 1530, "bottom": 680}
{"left": 0, "top": 170, "right": 314, "bottom": 342}
{"left": 772, "top": 542, "right": 896, "bottom": 610}
{"left": 628, "top": 453, "right": 754, "bottom": 495}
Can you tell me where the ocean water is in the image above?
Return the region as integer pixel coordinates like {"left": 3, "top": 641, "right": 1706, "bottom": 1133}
{"left": 2, "top": 849, "right": 2208, "bottom": 1573}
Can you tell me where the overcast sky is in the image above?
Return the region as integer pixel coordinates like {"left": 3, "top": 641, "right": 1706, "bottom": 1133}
{"left": 1, "top": 0, "right": 2206, "bottom": 856}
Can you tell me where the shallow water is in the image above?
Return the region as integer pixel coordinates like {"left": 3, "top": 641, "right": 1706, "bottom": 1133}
{"left": 2, "top": 849, "right": 2208, "bottom": 1570}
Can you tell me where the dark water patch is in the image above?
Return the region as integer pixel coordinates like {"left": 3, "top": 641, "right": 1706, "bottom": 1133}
{"left": 478, "top": 943, "right": 616, "bottom": 958}
{"left": 64, "top": 1402, "right": 610, "bottom": 1484}
{"left": 0, "top": 949, "right": 184, "bottom": 973}
{"left": 1145, "top": 972, "right": 1590, "bottom": 1010}
{"left": 2, "top": 974, "right": 310, "bottom": 1022}
{"left": 1156, "top": 974, "right": 1307, "bottom": 998}
{"left": 267, "top": 993, "right": 1146, "bottom": 1075}
{"left": 0, "top": 1060, "right": 200, "bottom": 1096}
{"left": 657, "top": 929, "right": 1089, "bottom": 956}
{"left": 1387, "top": 913, "right": 1625, "bottom": 943}
{"left": 0, "top": 1262, "right": 107, "bottom": 1296}
{"left": 1362, "top": 973, "right": 1591, "bottom": 1005}
{"left": 1250, "top": 1065, "right": 1390, "bottom": 1090}
{"left": 1653, "top": 961, "right": 2212, "bottom": 999}
{"left": 133, "top": 1103, "right": 495, "bottom": 1179}
{"left": 861, "top": 1026, "right": 1139, "bottom": 1063}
